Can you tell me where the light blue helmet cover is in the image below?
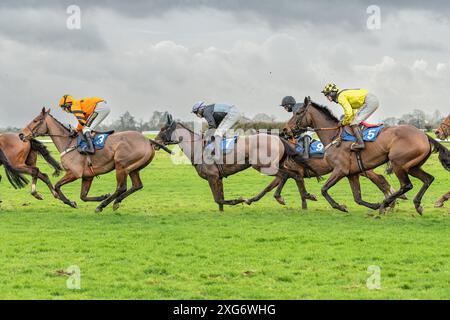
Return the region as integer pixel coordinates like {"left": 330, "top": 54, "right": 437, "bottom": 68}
{"left": 192, "top": 101, "right": 205, "bottom": 113}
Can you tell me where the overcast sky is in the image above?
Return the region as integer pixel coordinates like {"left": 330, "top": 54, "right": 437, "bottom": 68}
{"left": 0, "top": 0, "right": 449, "bottom": 127}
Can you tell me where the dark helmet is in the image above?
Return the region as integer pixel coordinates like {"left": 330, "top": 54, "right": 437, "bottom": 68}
{"left": 280, "top": 96, "right": 296, "bottom": 107}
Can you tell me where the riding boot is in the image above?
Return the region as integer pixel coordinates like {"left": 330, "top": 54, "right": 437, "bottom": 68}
{"left": 302, "top": 136, "right": 311, "bottom": 159}
{"left": 84, "top": 132, "right": 95, "bottom": 155}
{"left": 350, "top": 125, "right": 365, "bottom": 151}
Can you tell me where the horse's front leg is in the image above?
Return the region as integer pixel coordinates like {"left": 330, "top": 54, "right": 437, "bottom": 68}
{"left": 207, "top": 176, "right": 245, "bottom": 212}
{"left": 347, "top": 174, "right": 380, "bottom": 210}
{"left": 435, "top": 190, "right": 450, "bottom": 208}
{"left": 54, "top": 172, "right": 79, "bottom": 208}
{"left": 321, "top": 169, "right": 348, "bottom": 212}
{"left": 80, "top": 177, "right": 110, "bottom": 202}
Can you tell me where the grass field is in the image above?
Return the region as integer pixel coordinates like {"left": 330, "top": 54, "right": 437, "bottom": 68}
{"left": 0, "top": 140, "right": 449, "bottom": 299}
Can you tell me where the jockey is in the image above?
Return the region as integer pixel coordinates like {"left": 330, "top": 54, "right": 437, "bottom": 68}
{"left": 58, "top": 95, "right": 111, "bottom": 155}
{"left": 321, "top": 83, "right": 379, "bottom": 150}
{"left": 280, "top": 96, "right": 314, "bottom": 159}
{"left": 192, "top": 101, "right": 241, "bottom": 155}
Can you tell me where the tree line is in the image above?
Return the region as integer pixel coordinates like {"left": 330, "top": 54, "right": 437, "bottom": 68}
{"left": 0, "top": 109, "right": 445, "bottom": 133}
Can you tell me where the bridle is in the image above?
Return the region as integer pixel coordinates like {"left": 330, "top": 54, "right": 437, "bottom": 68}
{"left": 22, "top": 114, "right": 73, "bottom": 141}
{"left": 290, "top": 103, "right": 341, "bottom": 136}
{"left": 160, "top": 121, "right": 203, "bottom": 145}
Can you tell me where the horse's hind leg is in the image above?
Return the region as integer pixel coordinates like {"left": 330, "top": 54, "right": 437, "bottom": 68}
{"left": 408, "top": 167, "right": 434, "bottom": 215}
{"left": 435, "top": 190, "right": 450, "bottom": 208}
{"left": 245, "top": 175, "right": 281, "bottom": 205}
{"left": 379, "top": 167, "right": 413, "bottom": 214}
{"left": 112, "top": 170, "right": 143, "bottom": 211}
{"left": 80, "top": 177, "right": 110, "bottom": 202}
{"left": 16, "top": 165, "right": 58, "bottom": 200}
{"left": 293, "top": 175, "right": 309, "bottom": 210}
{"left": 348, "top": 174, "right": 380, "bottom": 210}
{"left": 273, "top": 173, "right": 289, "bottom": 205}
{"left": 95, "top": 168, "right": 127, "bottom": 213}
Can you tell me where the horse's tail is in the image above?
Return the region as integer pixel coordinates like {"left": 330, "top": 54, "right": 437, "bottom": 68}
{"left": 279, "top": 137, "right": 321, "bottom": 180}
{"left": 0, "top": 149, "right": 28, "bottom": 189}
{"left": 427, "top": 135, "right": 450, "bottom": 171}
{"left": 29, "top": 138, "right": 63, "bottom": 177}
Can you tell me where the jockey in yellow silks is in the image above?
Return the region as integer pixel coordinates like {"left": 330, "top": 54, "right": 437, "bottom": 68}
{"left": 321, "top": 83, "right": 379, "bottom": 150}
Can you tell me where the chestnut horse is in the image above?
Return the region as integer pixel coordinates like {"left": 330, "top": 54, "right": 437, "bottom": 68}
{"left": 434, "top": 114, "right": 450, "bottom": 209}
{"left": 155, "top": 114, "right": 315, "bottom": 211}
{"left": 21, "top": 108, "right": 157, "bottom": 212}
{"left": 285, "top": 97, "right": 450, "bottom": 214}
{"left": 0, "top": 133, "right": 62, "bottom": 200}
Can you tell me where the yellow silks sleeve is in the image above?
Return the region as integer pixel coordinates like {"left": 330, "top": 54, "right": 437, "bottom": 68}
{"left": 338, "top": 95, "right": 354, "bottom": 125}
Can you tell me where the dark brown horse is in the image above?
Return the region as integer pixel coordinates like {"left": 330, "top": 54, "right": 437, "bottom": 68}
{"left": 0, "top": 148, "right": 28, "bottom": 199}
{"left": 21, "top": 108, "right": 157, "bottom": 212}
{"left": 0, "top": 133, "right": 62, "bottom": 200}
{"left": 285, "top": 97, "right": 450, "bottom": 214}
{"left": 154, "top": 114, "right": 315, "bottom": 211}
{"left": 434, "top": 114, "right": 450, "bottom": 209}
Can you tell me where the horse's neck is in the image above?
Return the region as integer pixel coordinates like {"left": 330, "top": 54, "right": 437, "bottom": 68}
{"left": 310, "top": 109, "right": 339, "bottom": 145}
{"left": 175, "top": 125, "right": 200, "bottom": 163}
{"left": 46, "top": 118, "right": 73, "bottom": 152}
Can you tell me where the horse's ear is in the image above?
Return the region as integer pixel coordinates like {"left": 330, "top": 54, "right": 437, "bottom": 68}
{"left": 303, "top": 97, "right": 309, "bottom": 105}
{"left": 41, "top": 107, "right": 46, "bottom": 114}
{"left": 168, "top": 114, "right": 173, "bottom": 124}
{"left": 47, "top": 108, "right": 51, "bottom": 114}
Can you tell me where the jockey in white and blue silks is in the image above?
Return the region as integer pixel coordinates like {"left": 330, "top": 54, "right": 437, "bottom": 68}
{"left": 280, "top": 96, "right": 314, "bottom": 159}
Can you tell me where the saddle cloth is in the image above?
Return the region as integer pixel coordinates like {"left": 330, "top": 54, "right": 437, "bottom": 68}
{"left": 342, "top": 124, "right": 384, "bottom": 142}
{"left": 205, "top": 136, "right": 238, "bottom": 154}
{"left": 295, "top": 139, "right": 325, "bottom": 158}
{"left": 77, "top": 132, "right": 112, "bottom": 152}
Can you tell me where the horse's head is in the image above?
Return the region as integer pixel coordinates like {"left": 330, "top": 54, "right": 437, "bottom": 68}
{"left": 283, "top": 96, "right": 312, "bottom": 137}
{"left": 155, "top": 114, "right": 179, "bottom": 146}
{"left": 435, "top": 115, "right": 450, "bottom": 140}
{"left": 20, "top": 107, "right": 51, "bottom": 141}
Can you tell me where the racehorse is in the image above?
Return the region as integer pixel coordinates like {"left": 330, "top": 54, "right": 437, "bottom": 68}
{"left": 21, "top": 108, "right": 157, "bottom": 212}
{"left": 154, "top": 114, "right": 315, "bottom": 211}
{"left": 0, "top": 149, "right": 28, "bottom": 199}
{"left": 0, "top": 133, "right": 62, "bottom": 200}
{"left": 285, "top": 97, "right": 450, "bottom": 214}
{"left": 434, "top": 114, "right": 450, "bottom": 209}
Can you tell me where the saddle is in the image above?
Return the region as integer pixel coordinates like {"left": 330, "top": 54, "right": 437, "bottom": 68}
{"left": 76, "top": 131, "right": 114, "bottom": 154}
{"left": 342, "top": 123, "right": 384, "bottom": 142}
{"left": 294, "top": 139, "right": 325, "bottom": 159}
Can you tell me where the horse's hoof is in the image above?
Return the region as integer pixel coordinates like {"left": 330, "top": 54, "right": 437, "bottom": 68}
{"left": 113, "top": 202, "right": 120, "bottom": 211}
{"left": 275, "top": 196, "right": 286, "bottom": 205}
{"left": 95, "top": 206, "right": 103, "bottom": 213}
{"left": 32, "top": 193, "right": 44, "bottom": 200}
{"left": 399, "top": 194, "right": 408, "bottom": 200}
{"left": 337, "top": 205, "right": 348, "bottom": 212}
{"left": 69, "top": 201, "right": 77, "bottom": 208}
{"left": 379, "top": 204, "right": 386, "bottom": 215}
{"left": 415, "top": 205, "right": 423, "bottom": 215}
{"left": 434, "top": 201, "right": 444, "bottom": 208}
{"left": 244, "top": 199, "right": 252, "bottom": 205}
{"left": 306, "top": 194, "right": 317, "bottom": 201}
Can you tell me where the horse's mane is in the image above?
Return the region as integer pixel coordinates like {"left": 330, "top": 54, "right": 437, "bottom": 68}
{"left": 310, "top": 101, "right": 340, "bottom": 123}
{"left": 48, "top": 113, "right": 71, "bottom": 131}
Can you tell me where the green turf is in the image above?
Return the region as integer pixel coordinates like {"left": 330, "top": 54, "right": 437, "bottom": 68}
{"left": 0, "top": 141, "right": 449, "bottom": 299}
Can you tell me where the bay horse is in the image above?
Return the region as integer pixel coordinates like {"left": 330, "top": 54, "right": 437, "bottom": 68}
{"left": 154, "top": 114, "right": 315, "bottom": 211}
{"left": 21, "top": 108, "right": 157, "bottom": 212}
{"left": 0, "top": 149, "right": 28, "bottom": 197}
{"left": 0, "top": 133, "right": 62, "bottom": 200}
{"left": 434, "top": 114, "right": 450, "bottom": 209}
{"left": 285, "top": 97, "right": 450, "bottom": 214}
